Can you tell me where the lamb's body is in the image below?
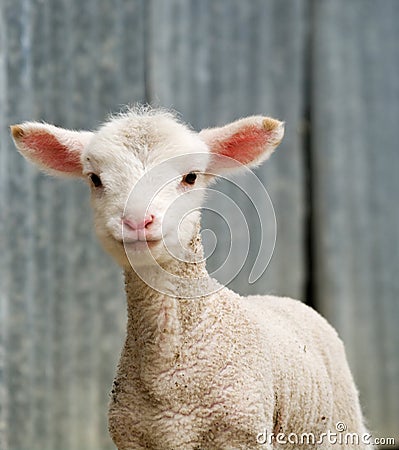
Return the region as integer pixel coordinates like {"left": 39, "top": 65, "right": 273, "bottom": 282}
{"left": 11, "top": 108, "right": 372, "bottom": 449}
{"left": 109, "top": 237, "right": 368, "bottom": 450}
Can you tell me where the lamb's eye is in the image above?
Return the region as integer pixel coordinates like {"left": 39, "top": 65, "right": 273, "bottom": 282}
{"left": 182, "top": 172, "right": 197, "bottom": 185}
{"left": 89, "top": 173, "right": 103, "bottom": 188}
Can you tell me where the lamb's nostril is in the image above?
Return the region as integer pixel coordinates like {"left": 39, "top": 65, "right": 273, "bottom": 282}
{"left": 144, "top": 215, "right": 154, "bottom": 228}
{"left": 123, "top": 214, "right": 154, "bottom": 231}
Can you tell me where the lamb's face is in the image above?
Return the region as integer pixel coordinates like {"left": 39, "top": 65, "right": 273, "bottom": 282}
{"left": 11, "top": 108, "right": 284, "bottom": 272}
{"left": 82, "top": 114, "right": 211, "bottom": 267}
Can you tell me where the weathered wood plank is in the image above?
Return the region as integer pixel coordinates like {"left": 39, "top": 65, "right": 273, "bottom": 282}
{"left": 0, "top": 0, "right": 8, "bottom": 447}
{"left": 29, "top": 1, "right": 56, "bottom": 449}
{"left": 3, "top": 1, "right": 37, "bottom": 449}
{"left": 148, "top": 0, "right": 307, "bottom": 300}
{"left": 312, "top": 0, "right": 399, "bottom": 442}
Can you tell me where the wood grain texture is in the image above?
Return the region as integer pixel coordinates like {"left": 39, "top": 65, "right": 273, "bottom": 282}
{"left": 0, "top": 0, "right": 8, "bottom": 448}
{"left": 312, "top": 0, "right": 399, "bottom": 442}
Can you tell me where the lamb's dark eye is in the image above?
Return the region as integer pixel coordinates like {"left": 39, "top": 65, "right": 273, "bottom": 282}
{"left": 182, "top": 172, "right": 197, "bottom": 185}
{"left": 89, "top": 173, "right": 102, "bottom": 188}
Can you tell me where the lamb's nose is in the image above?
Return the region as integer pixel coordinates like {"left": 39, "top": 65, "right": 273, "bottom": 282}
{"left": 122, "top": 214, "right": 154, "bottom": 231}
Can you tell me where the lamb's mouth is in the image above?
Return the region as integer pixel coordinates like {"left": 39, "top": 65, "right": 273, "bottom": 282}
{"left": 119, "top": 238, "right": 162, "bottom": 251}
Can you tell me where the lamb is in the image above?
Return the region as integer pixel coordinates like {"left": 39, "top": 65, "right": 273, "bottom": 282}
{"left": 11, "top": 107, "right": 373, "bottom": 449}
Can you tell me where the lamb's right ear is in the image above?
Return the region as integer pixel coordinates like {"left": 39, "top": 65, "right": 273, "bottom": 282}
{"left": 10, "top": 122, "right": 94, "bottom": 177}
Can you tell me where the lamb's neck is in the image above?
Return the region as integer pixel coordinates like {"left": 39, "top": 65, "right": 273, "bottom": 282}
{"left": 123, "top": 232, "right": 220, "bottom": 360}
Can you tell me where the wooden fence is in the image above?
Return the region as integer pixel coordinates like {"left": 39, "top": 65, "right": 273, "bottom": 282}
{"left": 0, "top": 1, "right": 398, "bottom": 449}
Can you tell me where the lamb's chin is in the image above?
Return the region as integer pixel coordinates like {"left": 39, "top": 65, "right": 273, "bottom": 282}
{"left": 124, "top": 240, "right": 171, "bottom": 268}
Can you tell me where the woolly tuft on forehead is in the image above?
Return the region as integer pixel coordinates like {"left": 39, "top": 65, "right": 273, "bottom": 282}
{"left": 92, "top": 106, "right": 204, "bottom": 161}
{"left": 101, "top": 105, "right": 189, "bottom": 138}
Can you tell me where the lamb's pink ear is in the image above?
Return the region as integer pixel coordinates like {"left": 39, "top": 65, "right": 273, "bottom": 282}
{"left": 199, "top": 116, "right": 284, "bottom": 174}
{"left": 10, "top": 122, "right": 94, "bottom": 177}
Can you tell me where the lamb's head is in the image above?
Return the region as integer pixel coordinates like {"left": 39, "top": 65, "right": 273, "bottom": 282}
{"left": 11, "top": 108, "right": 284, "bottom": 269}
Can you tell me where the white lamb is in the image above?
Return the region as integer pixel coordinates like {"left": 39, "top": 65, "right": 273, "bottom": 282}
{"left": 11, "top": 107, "right": 373, "bottom": 449}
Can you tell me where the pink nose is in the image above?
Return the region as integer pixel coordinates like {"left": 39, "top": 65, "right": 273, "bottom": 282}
{"left": 123, "top": 215, "right": 154, "bottom": 231}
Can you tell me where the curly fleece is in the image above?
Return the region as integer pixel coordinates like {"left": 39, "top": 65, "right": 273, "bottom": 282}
{"left": 108, "top": 234, "right": 372, "bottom": 450}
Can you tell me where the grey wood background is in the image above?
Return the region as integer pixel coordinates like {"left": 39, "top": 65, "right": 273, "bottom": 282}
{"left": 0, "top": 1, "right": 397, "bottom": 449}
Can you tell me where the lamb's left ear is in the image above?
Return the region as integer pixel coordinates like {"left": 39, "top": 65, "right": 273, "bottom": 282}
{"left": 199, "top": 116, "right": 284, "bottom": 174}
{"left": 10, "top": 122, "right": 94, "bottom": 177}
